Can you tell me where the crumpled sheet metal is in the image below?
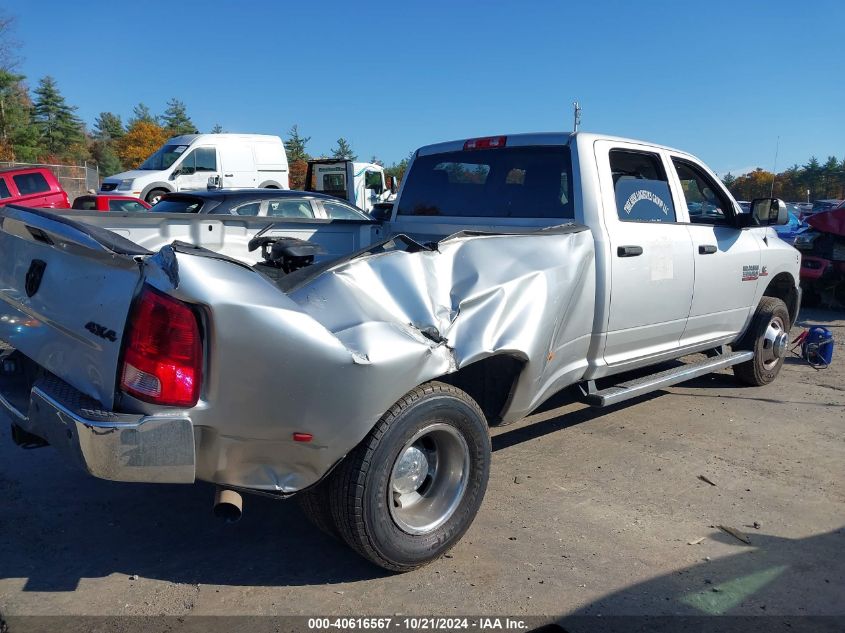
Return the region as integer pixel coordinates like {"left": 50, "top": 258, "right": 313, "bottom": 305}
{"left": 162, "top": 226, "right": 596, "bottom": 492}
{"left": 289, "top": 226, "right": 597, "bottom": 422}
{"left": 808, "top": 207, "right": 845, "bottom": 237}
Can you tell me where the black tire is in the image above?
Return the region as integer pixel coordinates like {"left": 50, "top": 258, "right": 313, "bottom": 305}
{"left": 326, "top": 381, "right": 490, "bottom": 572}
{"left": 145, "top": 188, "right": 168, "bottom": 205}
{"left": 733, "top": 296, "right": 790, "bottom": 386}
{"left": 297, "top": 480, "right": 338, "bottom": 539}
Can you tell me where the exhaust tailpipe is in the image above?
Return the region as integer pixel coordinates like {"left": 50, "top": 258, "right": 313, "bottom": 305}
{"left": 213, "top": 487, "right": 243, "bottom": 523}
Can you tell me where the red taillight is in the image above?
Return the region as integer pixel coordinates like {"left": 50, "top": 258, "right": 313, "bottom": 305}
{"left": 120, "top": 287, "right": 202, "bottom": 407}
{"left": 463, "top": 135, "right": 507, "bottom": 151}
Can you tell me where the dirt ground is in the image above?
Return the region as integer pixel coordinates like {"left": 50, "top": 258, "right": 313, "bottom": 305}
{"left": 0, "top": 309, "right": 842, "bottom": 626}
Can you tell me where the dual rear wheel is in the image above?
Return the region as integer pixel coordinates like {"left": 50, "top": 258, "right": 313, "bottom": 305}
{"left": 298, "top": 382, "right": 490, "bottom": 572}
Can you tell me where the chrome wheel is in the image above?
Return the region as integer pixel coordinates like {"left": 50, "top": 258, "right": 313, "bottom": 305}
{"left": 761, "top": 316, "right": 788, "bottom": 370}
{"left": 388, "top": 423, "right": 470, "bottom": 535}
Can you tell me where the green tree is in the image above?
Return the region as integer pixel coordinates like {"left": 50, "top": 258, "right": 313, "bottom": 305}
{"left": 331, "top": 137, "right": 356, "bottom": 160}
{"left": 385, "top": 151, "right": 415, "bottom": 183}
{"left": 128, "top": 103, "right": 157, "bottom": 126}
{"left": 31, "top": 75, "right": 85, "bottom": 159}
{"left": 161, "top": 98, "right": 195, "bottom": 136}
{"left": 0, "top": 69, "right": 39, "bottom": 161}
{"left": 721, "top": 173, "right": 736, "bottom": 189}
{"left": 89, "top": 139, "right": 123, "bottom": 177}
{"left": 210, "top": 123, "right": 224, "bottom": 133}
{"left": 369, "top": 155, "right": 384, "bottom": 166}
{"left": 93, "top": 111, "right": 124, "bottom": 140}
{"left": 284, "top": 124, "right": 310, "bottom": 162}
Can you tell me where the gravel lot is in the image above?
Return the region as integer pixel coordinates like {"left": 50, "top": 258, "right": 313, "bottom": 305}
{"left": 0, "top": 308, "right": 842, "bottom": 627}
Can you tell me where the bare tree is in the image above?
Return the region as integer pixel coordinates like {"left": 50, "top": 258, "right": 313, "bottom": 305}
{"left": 0, "top": 11, "right": 21, "bottom": 71}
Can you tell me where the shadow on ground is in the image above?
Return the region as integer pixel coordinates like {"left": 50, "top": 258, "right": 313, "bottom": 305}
{"left": 0, "top": 308, "right": 840, "bottom": 594}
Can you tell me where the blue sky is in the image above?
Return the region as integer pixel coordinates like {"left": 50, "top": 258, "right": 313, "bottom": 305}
{"left": 4, "top": 0, "right": 843, "bottom": 175}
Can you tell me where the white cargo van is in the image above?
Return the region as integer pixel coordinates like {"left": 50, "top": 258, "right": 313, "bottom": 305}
{"left": 305, "top": 159, "right": 396, "bottom": 213}
{"left": 100, "top": 134, "right": 289, "bottom": 204}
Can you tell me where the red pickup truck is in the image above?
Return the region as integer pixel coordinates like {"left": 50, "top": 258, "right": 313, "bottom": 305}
{"left": 0, "top": 167, "right": 70, "bottom": 209}
{"left": 71, "top": 194, "right": 151, "bottom": 212}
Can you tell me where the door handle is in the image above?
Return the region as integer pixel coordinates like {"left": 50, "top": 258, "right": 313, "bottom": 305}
{"left": 699, "top": 244, "right": 717, "bottom": 254}
{"left": 617, "top": 245, "right": 643, "bottom": 257}
{"left": 224, "top": 173, "right": 233, "bottom": 177}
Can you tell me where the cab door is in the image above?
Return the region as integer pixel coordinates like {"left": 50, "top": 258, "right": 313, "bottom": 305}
{"left": 596, "top": 141, "right": 695, "bottom": 367}
{"left": 668, "top": 156, "right": 762, "bottom": 345}
{"left": 174, "top": 147, "right": 219, "bottom": 191}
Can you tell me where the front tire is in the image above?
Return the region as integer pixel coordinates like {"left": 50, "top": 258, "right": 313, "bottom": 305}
{"left": 733, "top": 296, "right": 790, "bottom": 386}
{"left": 326, "top": 382, "right": 490, "bottom": 572}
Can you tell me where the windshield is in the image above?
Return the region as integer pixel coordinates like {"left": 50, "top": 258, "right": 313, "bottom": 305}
{"left": 139, "top": 144, "right": 190, "bottom": 170}
{"left": 397, "top": 146, "right": 574, "bottom": 218}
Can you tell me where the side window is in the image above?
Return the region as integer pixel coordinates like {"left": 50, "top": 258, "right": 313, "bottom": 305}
{"left": 13, "top": 172, "right": 50, "bottom": 196}
{"left": 267, "top": 199, "right": 315, "bottom": 218}
{"left": 364, "top": 171, "right": 383, "bottom": 190}
{"left": 233, "top": 201, "right": 260, "bottom": 216}
{"left": 322, "top": 200, "right": 365, "bottom": 220}
{"left": 195, "top": 147, "right": 217, "bottom": 172}
{"left": 671, "top": 159, "right": 732, "bottom": 225}
{"left": 179, "top": 151, "right": 196, "bottom": 173}
{"left": 0, "top": 178, "right": 10, "bottom": 198}
{"left": 610, "top": 150, "right": 675, "bottom": 223}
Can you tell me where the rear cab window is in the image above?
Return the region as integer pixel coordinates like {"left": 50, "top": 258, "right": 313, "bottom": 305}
{"left": 397, "top": 146, "right": 573, "bottom": 219}
{"left": 609, "top": 150, "right": 675, "bottom": 223}
{"left": 73, "top": 196, "right": 97, "bottom": 210}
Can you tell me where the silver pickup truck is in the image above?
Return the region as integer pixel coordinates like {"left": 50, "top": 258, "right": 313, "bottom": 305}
{"left": 0, "top": 132, "right": 800, "bottom": 571}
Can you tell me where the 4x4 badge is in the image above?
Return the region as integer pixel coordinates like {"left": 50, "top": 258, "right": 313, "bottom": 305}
{"left": 25, "top": 259, "right": 46, "bottom": 297}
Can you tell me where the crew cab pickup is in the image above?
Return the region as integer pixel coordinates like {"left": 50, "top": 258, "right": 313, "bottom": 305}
{"left": 0, "top": 132, "right": 800, "bottom": 571}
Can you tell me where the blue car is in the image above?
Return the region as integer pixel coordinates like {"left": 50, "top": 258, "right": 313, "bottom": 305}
{"left": 774, "top": 205, "right": 805, "bottom": 243}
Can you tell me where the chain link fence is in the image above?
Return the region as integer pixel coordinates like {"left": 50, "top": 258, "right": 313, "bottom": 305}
{"left": 0, "top": 161, "right": 100, "bottom": 201}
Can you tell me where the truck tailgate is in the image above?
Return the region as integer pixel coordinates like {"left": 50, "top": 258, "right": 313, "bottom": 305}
{"left": 0, "top": 205, "right": 146, "bottom": 408}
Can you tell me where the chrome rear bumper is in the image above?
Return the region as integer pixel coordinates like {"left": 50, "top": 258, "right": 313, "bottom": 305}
{"left": 0, "top": 364, "right": 195, "bottom": 484}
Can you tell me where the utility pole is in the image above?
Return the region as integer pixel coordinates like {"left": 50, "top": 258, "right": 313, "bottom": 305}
{"left": 573, "top": 101, "right": 581, "bottom": 132}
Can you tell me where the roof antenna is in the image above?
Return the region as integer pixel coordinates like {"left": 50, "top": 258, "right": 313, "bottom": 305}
{"left": 573, "top": 101, "right": 582, "bottom": 132}
{"left": 769, "top": 135, "right": 780, "bottom": 197}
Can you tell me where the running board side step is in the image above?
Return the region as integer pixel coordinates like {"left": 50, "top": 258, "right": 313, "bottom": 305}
{"left": 580, "top": 350, "right": 754, "bottom": 407}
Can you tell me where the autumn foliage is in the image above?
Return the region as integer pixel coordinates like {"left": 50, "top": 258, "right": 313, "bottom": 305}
{"left": 289, "top": 159, "right": 308, "bottom": 190}
{"left": 115, "top": 121, "right": 169, "bottom": 169}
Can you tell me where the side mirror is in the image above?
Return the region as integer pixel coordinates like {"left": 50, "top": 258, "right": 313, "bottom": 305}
{"left": 207, "top": 175, "right": 222, "bottom": 190}
{"left": 751, "top": 198, "right": 788, "bottom": 225}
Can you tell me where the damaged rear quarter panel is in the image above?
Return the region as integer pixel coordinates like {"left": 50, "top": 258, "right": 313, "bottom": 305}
{"left": 152, "top": 226, "right": 595, "bottom": 492}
